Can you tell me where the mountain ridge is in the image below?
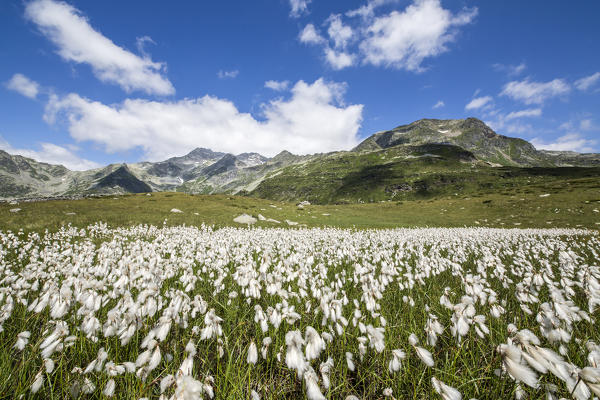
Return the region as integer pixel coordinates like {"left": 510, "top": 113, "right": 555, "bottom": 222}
{"left": 2, "top": 118, "right": 599, "bottom": 201}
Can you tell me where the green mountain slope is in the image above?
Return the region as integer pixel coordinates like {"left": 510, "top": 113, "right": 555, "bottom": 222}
{"left": 248, "top": 143, "right": 600, "bottom": 204}
{"left": 2, "top": 118, "right": 600, "bottom": 201}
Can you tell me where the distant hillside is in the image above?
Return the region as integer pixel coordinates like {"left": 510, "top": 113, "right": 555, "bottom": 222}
{"left": 355, "top": 118, "right": 556, "bottom": 166}
{"left": 1, "top": 118, "right": 599, "bottom": 202}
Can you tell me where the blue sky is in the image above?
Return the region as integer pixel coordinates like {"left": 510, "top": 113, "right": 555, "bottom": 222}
{"left": 0, "top": 0, "right": 599, "bottom": 169}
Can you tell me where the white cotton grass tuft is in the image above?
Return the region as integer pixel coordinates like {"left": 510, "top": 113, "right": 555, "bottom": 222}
{"left": 42, "top": 358, "right": 54, "bottom": 374}
{"left": 285, "top": 330, "right": 307, "bottom": 378}
{"left": 31, "top": 371, "right": 44, "bottom": 393}
{"left": 388, "top": 349, "right": 406, "bottom": 373}
{"left": 366, "top": 325, "right": 386, "bottom": 353}
{"left": 147, "top": 345, "right": 162, "bottom": 373}
{"left": 305, "top": 326, "right": 325, "bottom": 361}
{"left": 103, "top": 379, "right": 116, "bottom": 397}
{"left": 81, "top": 378, "right": 95, "bottom": 394}
{"left": 346, "top": 352, "right": 355, "bottom": 372}
{"left": 160, "top": 374, "right": 176, "bottom": 393}
{"left": 431, "top": 377, "right": 462, "bottom": 400}
{"left": 201, "top": 309, "right": 223, "bottom": 341}
{"left": 425, "top": 315, "right": 444, "bottom": 346}
{"left": 247, "top": 341, "right": 258, "bottom": 365}
{"left": 174, "top": 375, "right": 205, "bottom": 399}
{"left": 579, "top": 367, "right": 600, "bottom": 397}
{"left": 320, "top": 357, "right": 334, "bottom": 389}
{"left": 14, "top": 331, "right": 31, "bottom": 351}
{"left": 496, "top": 344, "right": 539, "bottom": 389}
{"left": 304, "top": 367, "right": 326, "bottom": 400}
{"left": 261, "top": 337, "right": 272, "bottom": 359}
{"left": 409, "top": 333, "right": 434, "bottom": 367}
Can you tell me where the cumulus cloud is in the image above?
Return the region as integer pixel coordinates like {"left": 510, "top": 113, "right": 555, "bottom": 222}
{"left": 500, "top": 78, "right": 570, "bottom": 105}
{"left": 299, "top": 24, "right": 326, "bottom": 44}
{"left": 327, "top": 14, "right": 354, "bottom": 49}
{"left": 289, "top": 0, "right": 311, "bottom": 18}
{"left": 359, "top": 0, "right": 478, "bottom": 71}
{"left": 5, "top": 73, "right": 40, "bottom": 99}
{"left": 300, "top": 19, "right": 356, "bottom": 69}
{"left": 504, "top": 108, "right": 542, "bottom": 121}
{"left": 0, "top": 136, "right": 100, "bottom": 170}
{"left": 25, "top": 0, "right": 174, "bottom": 95}
{"left": 264, "top": 80, "right": 290, "bottom": 91}
{"left": 300, "top": 0, "right": 476, "bottom": 71}
{"left": 575, "top": 72, "right": 600, "bottom": 91}
{"left": 217, "top": 70, "right": 239, "bottom": 79}
{"left": 432, "top": 100, "right": 445, "bottom": 109}
{"left": 324, "top": 48, "right": 355, "bottom": 70}
{"left": 465, "top": 96, "right": 493, "bottom": 110}
{"left": 44, "top": 78, "right": 363, "bottom": 160}
{"left": 531, "top": 133, "right": 597, "bottom": 153}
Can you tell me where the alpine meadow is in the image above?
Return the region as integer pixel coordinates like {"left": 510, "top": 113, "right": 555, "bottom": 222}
{"left": 1, "top": 0, "right": 600, "bottom": 399}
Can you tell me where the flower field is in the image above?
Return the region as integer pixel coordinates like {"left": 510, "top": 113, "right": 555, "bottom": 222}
{"left": 0, "top": 224, "right": 599, "bottom": 399}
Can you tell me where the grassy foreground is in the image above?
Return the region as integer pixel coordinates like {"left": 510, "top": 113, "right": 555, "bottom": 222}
{"left": 0, "top": 225, "right": 598, "bottom": 399}
{"left": 1, "top": 186, "right": 600, "bottom": 232}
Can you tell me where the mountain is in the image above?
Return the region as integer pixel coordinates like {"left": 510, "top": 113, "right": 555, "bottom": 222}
{"left": 1, "top": 118, "right": 599, "bottom": 202}
{"left": 354, "top": 118, "right": 554, "bottom": 166}
{"left": 128, "top": 147, "right": 226, "bottom": 191}
{"left": 91, "top": 165, "right": 152, "bottom": 194}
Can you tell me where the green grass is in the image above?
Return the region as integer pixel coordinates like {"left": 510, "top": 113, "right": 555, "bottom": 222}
{"left": 2, "top": 186, "right": 600, "bottom": 233}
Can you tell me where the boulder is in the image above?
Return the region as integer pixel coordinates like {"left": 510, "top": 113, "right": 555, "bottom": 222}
{"left": 233, "top": 214, "right": 257, "bottom": 224}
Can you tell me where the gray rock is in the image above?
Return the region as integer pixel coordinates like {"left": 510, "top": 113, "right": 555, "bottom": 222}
{"left": 233, "top": 214, "right": 257, "bottom": 224}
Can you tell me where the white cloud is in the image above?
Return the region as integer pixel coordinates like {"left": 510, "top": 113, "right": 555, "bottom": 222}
{"left": 299, "top": 24, "right": 326, "bottom": 44}
{"left": 25, "top": 0, "right": 174, "bottom": 95}
{"left": 465, "top": 96, "right": 492, "bottom": 110}
{"left": 559, "top": 118, "right": 597, "bottom": 132}
{"left": 503, "top": 123, "right": 532, "bottom": 135}
{"left": 485, "top": 107, "right": 542, "bottom": 137}
{"left": 44, "top": 78, "right": 363, "bottom": 160}
{"left": 500, "top": 78, "right": 570, "bottom": 105}
{"left": 264, "top": 80, "right": 290, "bottom": 91}
{"left": 324, "top": 48, "right": 356, "bottom": 70}
{"left": 432, "top": 100, "right": 444, "bottom": 109}
{"left": 217, "top": 70, "right": 239, "bottom": 79}
{"left": 492, "top": 62, "right": 526, "bottom": 76}
{"left": 504, "top": 108, "right": 542, "bottom": 121}
{"left": 5, "top": 73, "right": 40, "bottom": 99}
{"left": 575, "top": 72, "right": 600, "bottom": 91}
{"left": 289, "top": 0, "right": 311, "bottom": 18}
{"left": 531, "top": 133, "right": 597, "bottom": 153}
{"left": 135, "top": 35, "right": 155, "bottom": 57}
{"left": 346, "top": 0, "right": 396, "bottom": 19}
{"left": 0, "top": 136, "right": 100, "bottom": 170}
{"left": 327, "top": 14, "right": 354, "bottom": 49}
{"left": 360, "top": 0, "right": 477, "bottom": 71}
